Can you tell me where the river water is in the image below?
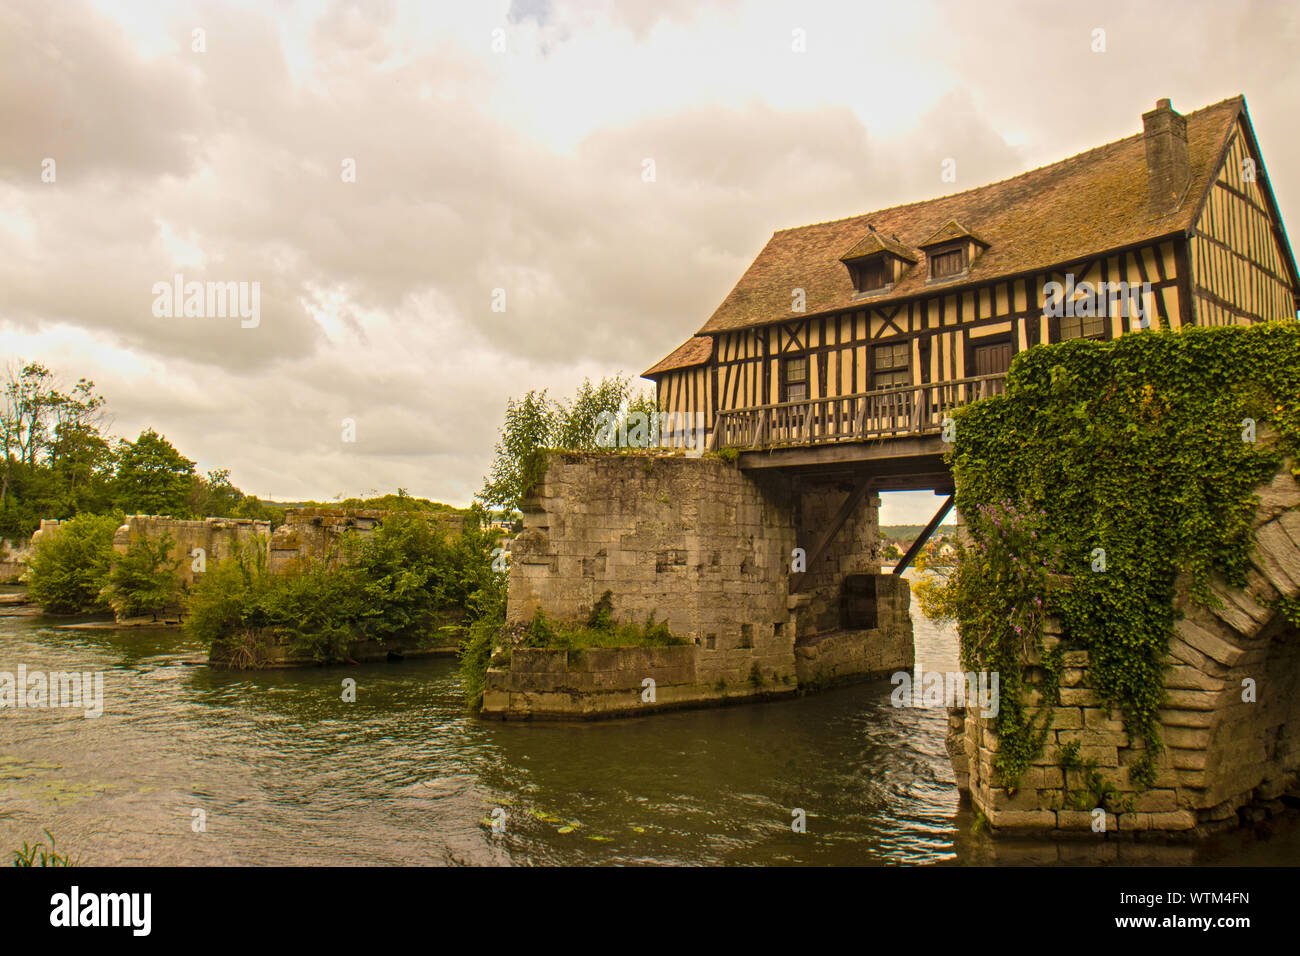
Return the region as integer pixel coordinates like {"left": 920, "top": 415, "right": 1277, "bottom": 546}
{"left": 1, "top": 579, "right": 1296, "bottom": 866}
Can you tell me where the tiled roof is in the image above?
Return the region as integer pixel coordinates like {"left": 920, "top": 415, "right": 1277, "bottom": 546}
{"left": 918, "top": 218, "right": 989, "bottom": 248}
{"left": 696, "top": 96, "right": 1246, "bottom": 334}
{"left": 642, "top": 335, "right": 713, "bottom": 377}
{"left": 840, "top": 230, "right": 918, "bottom": 263}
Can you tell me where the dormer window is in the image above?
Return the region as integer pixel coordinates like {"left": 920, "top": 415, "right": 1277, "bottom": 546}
{"left": 919, "top": 219, "right": 989, "bottom": 284}
{"left": 854, "top": 256, "right": 888, "bottom": 292}
{"left": 839, "top": 229, "right": 917, "bottom": 296}
{"left": 928, "top": 243, "right": 966, "bottom": 279}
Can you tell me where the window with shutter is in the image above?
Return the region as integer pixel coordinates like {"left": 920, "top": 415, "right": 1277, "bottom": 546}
{"left": 929, "top": 246, "right": 966, "bottom": 279}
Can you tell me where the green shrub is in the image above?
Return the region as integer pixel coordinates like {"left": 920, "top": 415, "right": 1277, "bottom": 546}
{"left": 522, "top": 607, "right": 560, "bottom": 647}
{"left": 518, "top": 603, "right": 686, "bottom": 652}
{"left": 457, "top": 592, "right": 685, "bottom": 714}
{"left": 28, "top": 513, "right": 121, "bottom": 613}
{"left": 457, "top": 573, "right": 507, "bottom": 712}
{"left": 183, "top": 535, "right": 269, "bottom": 647}
{"left": 587, "top": 590, "right": 614, "bottom": 630}
{"left": 185, "top": 510, "right": 502, "bottom": 665}
{"left": 100, "top": 531, "right": 181, "bottom": 619}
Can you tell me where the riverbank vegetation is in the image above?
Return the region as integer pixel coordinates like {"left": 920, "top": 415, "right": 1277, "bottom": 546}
{"left": 457, "top": 589, "right": 686, "bottom": 712}
{"left": 184, "top": 509, "right": 503, "bottom": 664}
{"left": 520, "top": 592, "right": 686, "bottom": 652}
{"left": 1, "top": 363, "right": 278, "bottom": 537}
{"left": 11, "top": 829, "right": 74, "bottom": 867}
{"left": 479, "top": 375, "right": 656, "bottom": 512}
{"left": 25, "top": 514, "right": 188, "bottom": 618}
{"left": 919, "top": 321, "right": 1300, "bottom": 789}
{"left": 26, "top": 512, "right": 122, "bottom": 613}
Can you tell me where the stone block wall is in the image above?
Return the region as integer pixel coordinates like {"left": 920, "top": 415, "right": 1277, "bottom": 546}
{"left": 480, "top": 645, "right": 752, "bottom": 718}
{"left": 488, "top": 451, "right": 913, "bottom": 719}
{"left": 113, "top": 515, "right": 271, "bottom": 591}
{"left": 946, "top": 467, "right": 1300, "bottom": 836}
{"left": 795, "top": 575, "right": 914, "bottom": 687}
{"left": 507, "top": 453, "right": 800, "bottom": 686}
{"left": 793, "top": 478, "right": 883, "bottom": 637}
{"left": 267, "top": 507, "right": 464, "bottom": 573}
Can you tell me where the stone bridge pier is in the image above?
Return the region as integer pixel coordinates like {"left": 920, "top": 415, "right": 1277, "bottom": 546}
{"left": 947, "top": 468, "right": 1300, "bottom": 836}
{"left": 487, "top": 451, "right": 914, "bottom": 718}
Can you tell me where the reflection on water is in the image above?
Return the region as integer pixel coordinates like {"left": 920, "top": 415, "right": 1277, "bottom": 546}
{"left": 1, "top": 576, "right": 1296, "bottom": 866}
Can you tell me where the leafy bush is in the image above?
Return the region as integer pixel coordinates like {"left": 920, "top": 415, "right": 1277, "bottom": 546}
{"left": 479, "top": 376, "right": 655, "bottom": 511}
{"left": 457, "top": 570, "right": 507, "bottom": 712}
{"left": 916, "top": 501, "right": 1065, "bottom": 785}
{"left": 27, "top": 513, "right": 121, "bottom": 613}
{"left": 185, "top": 509, "right": 501, "bottom": 665}
{"left": 183, "top": 535, "right": 270, "bottom": 647}
{"left": 100, "top": 531, "right": 181, "bottom": 619}
{"left": 586, "top": 590, "right": 614, "bottom": 630}
{"left": 518, "top": 604, "right": 684, "bottom": 653}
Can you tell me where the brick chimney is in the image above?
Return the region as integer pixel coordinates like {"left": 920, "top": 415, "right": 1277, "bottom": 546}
{"left": 1143, "top": 98, "right": 1191, "bottom": 216}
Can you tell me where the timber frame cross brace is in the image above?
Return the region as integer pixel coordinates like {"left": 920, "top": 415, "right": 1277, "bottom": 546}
{"left": 893, "top": 494, "right": 955, "bottom": 575}
{"left": 789, "top": 476, "right": 875, "bottom": 594}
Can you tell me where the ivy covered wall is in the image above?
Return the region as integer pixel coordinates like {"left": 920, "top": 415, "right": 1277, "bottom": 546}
{"left": 926, "top": 321, "right": 1300, "bottom": 833}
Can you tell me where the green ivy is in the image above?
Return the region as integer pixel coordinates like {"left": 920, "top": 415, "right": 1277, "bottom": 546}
{"left": 944, "top": 322, "right": 1300, "bottom": 789}
{"left": 1058, "top": 740, "right": 1133, "bottom": 813}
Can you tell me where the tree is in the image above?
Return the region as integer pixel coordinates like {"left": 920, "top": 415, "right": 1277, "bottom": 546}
{"left": 48, "top": 422, "right": 114, "bottom": 515}
{"left": 188, "top": 468, "right": 246, "bottom": 519}
{"left": 478, "top": 376, "right": 650, "bottom": 512}
{"left": 0, "top": 363, "right": 56, "bottom": 471}
{"left": 1, "top": 364, "right": 112, "bottom": 531}
{"left": 112, "top": 429, "right": 197, "bottom": 517}
{"left": 27, "top": 513, "right": 120, "bottom": 613}
{"left": 478, "top": 389, "right": 558, "bottom": 511}
{"left": 101, "top": 532, "right": 181, "bottom": 620}
{"left": 552, "top": 376, "right": 631, "bottom": 450}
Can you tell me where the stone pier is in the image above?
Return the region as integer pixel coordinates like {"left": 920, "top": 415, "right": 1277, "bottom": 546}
{"left": 946, "top": 467, "right": 1300, "bottom": 836}
{"left": 484, "top": 451, "right": 913, "bottom": 719}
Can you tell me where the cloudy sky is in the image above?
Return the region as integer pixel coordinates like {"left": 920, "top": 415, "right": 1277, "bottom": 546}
{"left": 3, "top": 0, "right": 1297, "bottom": 522}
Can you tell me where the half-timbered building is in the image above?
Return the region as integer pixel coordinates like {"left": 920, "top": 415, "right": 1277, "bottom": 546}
{"left": 645, "top": 97, "right": 1299, "bottom": 467}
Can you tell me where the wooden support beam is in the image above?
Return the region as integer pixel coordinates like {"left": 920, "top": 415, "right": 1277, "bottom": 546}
{"left": 790, "top": 476, "right": 874, "bottom": 594}
{"left": 894, "top": 494, "right": 955, "bottom": 574}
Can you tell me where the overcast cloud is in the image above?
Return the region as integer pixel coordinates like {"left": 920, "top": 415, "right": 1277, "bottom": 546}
{"left": 2, "top": 0, "right": 1297, "bottom": 521}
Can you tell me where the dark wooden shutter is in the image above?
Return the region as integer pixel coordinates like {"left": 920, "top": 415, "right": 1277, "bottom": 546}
{"left": 973, "top": 341, "right": 1012, "bottom": 376}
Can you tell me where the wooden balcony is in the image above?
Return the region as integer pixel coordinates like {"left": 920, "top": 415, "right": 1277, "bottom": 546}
{"left": 710, "top": 374, "right": 1006, "bottom": 451}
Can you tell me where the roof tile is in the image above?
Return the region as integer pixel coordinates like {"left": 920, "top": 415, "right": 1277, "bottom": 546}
{"left": 697, "top": 97, "right": 1244, "bottom": 334}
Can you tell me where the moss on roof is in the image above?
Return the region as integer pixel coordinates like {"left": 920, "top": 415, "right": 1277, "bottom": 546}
{"left": 839, "top": 230, "right": 919, "bottom": 263}
{"left": 918, "top": 218, "right": 990, "bottom": 248}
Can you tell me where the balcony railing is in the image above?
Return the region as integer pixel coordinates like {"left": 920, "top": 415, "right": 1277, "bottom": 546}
{"left": 709, "top": 374, "right": 1006, "bottom": 450}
